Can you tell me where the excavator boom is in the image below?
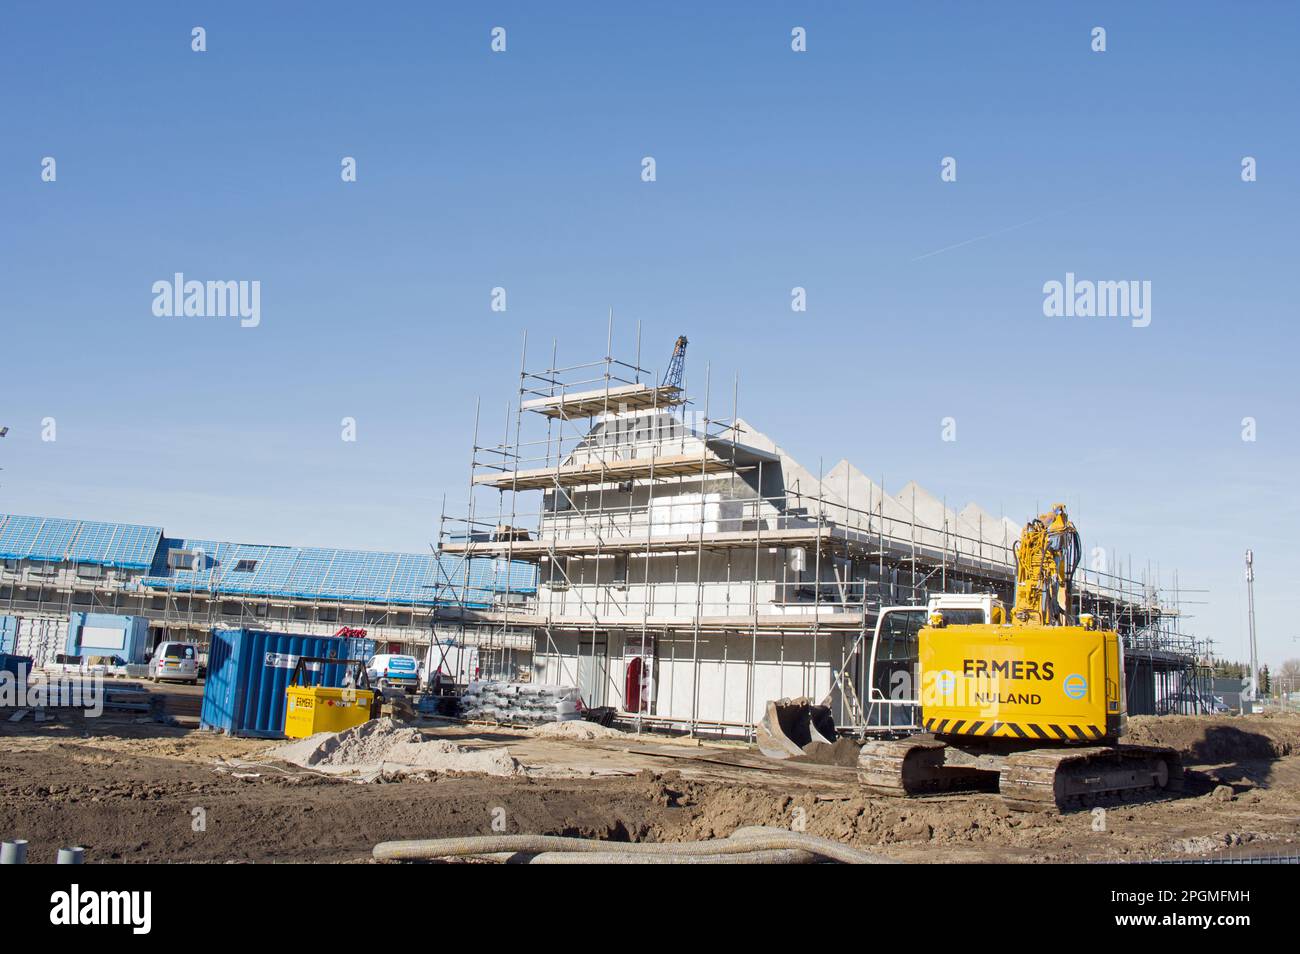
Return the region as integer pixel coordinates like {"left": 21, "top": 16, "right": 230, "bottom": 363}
{"left": 1011, "top": 503, "right": 1081, "bottom": 626}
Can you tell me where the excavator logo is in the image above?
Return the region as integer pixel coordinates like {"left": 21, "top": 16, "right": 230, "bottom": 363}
{"left": 962, "top": 659, "right": 1055, "bottom": 681}
{"left": 1064, "top": 674, "right": 1088, "bottom": 700}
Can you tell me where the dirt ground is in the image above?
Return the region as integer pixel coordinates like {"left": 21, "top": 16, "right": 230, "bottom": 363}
{"left": 2, "top": 686, "right": 1297, "bottom": 863}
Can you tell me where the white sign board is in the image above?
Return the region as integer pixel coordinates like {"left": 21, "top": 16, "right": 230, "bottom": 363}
{"left": 81, "top": 625, "right": 126, "bottom": 651}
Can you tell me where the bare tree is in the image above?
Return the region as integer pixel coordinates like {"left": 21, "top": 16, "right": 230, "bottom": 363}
{"left": 1278, "top": 658, "right": 1300, "bottom": 694}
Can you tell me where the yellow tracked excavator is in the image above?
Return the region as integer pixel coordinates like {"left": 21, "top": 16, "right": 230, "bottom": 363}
{"left": 760, "top": 503, "right": 1183, "bottom": 811}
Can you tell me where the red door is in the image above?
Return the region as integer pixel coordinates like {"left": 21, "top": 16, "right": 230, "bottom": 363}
{"left": 625, "top": 656, "right": 643, "bottom": 713}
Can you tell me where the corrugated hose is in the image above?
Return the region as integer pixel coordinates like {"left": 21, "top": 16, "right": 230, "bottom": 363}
{"left": 372, "top": 825, "right": 895, "bottom": 864}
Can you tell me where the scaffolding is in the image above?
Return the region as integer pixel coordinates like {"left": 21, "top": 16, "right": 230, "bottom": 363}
{"left": 438, "top": 322, "right": 1214, "bottom": 736}
{"left": 0, "top": 541, "right": 535, "bottom": 680}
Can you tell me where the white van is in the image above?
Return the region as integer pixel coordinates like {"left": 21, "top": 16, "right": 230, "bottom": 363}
{"left": 149, "top": 641, "right": 200, "bottom": 684}
{"left": 366, "top": 653, "right": 420, "bottom": 692}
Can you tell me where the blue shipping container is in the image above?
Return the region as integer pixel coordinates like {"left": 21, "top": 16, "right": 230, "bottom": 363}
{"left": 341, "top": 635, "right": 377, "bottom": 665}
{"left": 0, "top": 653, "right": 33, "bottom": 680}
{"left": 200, "top": 629, "right": 372, "bottom": 738}
{"left": 0, "top": 616, "right": 16, "bottom": 655}
{"left": 66, "top": 613, "right": 151, "bottom": 664}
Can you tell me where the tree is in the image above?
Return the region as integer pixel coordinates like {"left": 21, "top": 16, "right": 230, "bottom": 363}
{"left": 1259, "top": 664, "right": 1271, "bottom": 696}
{"left": 1278, "top": 658, "right": 1300, "bottom": 695}
{"left": 1212, "top": 658, "right": 1247, "bottom": 679}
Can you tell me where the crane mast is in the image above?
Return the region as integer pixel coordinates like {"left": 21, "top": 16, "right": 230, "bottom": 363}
{"left": 661, "top": 335, "right": 688, "bottom": 390}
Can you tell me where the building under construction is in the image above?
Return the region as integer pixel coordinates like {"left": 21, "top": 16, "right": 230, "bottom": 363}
{"left": 439, "top": 328, "right": 1214, "bottom": 737}
{"left": 0, "top": 513, "right": 535, "bottom": 677}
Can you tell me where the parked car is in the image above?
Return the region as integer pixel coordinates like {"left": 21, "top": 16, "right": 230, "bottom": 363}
{"left": 149, "top": 641, "right": 200, "bottom": 684}
{"left": 366, "top": 653, "right": 420, "bottom": 692}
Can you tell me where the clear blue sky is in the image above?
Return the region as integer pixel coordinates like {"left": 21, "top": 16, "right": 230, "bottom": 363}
{"left": 1, "top": 2, "right": 1297, "bottom": 669}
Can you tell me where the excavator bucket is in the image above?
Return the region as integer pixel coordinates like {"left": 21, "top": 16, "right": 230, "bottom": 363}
{"left": 756, "top": 697, "right": 837, "bottom": 760}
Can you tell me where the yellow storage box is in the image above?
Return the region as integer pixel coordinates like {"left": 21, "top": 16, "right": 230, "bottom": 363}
{"left": 284, "top": 685, "right": 375, "bottom": 739}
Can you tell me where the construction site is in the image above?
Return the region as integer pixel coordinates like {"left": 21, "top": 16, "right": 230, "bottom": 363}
{"left": 6, "top": 8, "right": 1295, "bottom": 943}
{"left": 434, "top": 329, "right": 1219, "bottom": 741}
{"left": 1, "top": 329, "right": 1297, "bottom": 867}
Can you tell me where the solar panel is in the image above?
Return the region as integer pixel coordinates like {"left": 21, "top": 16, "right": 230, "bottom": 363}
{"left": 249, "top": 546, "right": 295, "bottom": 590}
{"left": 0, "top": 515, "right": 44, "bottom": 560}
{"left": 142, "top": 545, "right": 534, "bottom": 606}
{"left": 66, "top": 520, "right": 163, "bottom": 567}
{"left": 0, "top": 512, "right": 535, "bottom": 607}
{"left": 0, "top": 514, "right": 163, "bottom": 568}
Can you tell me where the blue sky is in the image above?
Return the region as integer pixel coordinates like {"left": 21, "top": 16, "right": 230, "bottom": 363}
{"left": 1, "top": 2, "right": 1297, "bottom": 669}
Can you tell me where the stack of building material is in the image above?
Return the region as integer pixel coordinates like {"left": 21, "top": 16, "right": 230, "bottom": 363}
{"left": 2, "top": 678, "right": 163, "bottom": 721}
{"left": 459, "top": 681, "right": 581, "bottom": 724}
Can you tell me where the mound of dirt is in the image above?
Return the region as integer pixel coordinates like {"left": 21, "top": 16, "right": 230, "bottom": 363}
{"left": 529, "top": 720, "right": 626, "bottom": 741}
{"left": 272, "top": 718, "right": 521, "bottom": 777}
{"left": 1126, "top": 713, "right": 1300, "bottom": 763}
{"left": 274, "top": 718, "right": 417, "bottom": 767}
{"left": 792, "top": 737, "right": 863, "bottom": 767}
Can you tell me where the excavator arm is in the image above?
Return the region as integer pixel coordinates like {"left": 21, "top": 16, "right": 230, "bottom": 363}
{"left": 1011, "top": 503, "right": 1081, "bottom": 627}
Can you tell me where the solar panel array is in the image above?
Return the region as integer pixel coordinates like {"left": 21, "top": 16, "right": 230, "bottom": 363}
{"left": 1, "top": 512, "right": 536, "bottom": 608}
{"left": 0, "top": 514, "right": 162, "bottom": 568}
{"left": 140, "top": 540, "right": 535, "bottom": 607}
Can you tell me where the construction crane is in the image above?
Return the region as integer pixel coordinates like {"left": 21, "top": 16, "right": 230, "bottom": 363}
{"left": 661, "top": 335, "right": 687, "bottom": 390}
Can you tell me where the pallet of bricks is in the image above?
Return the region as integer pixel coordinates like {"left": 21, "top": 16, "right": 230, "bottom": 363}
{"left": 459, "top": 681, "right": 581, "bottom": 724}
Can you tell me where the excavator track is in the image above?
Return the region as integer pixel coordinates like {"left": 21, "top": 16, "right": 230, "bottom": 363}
{"left": 859, "top": 737, "right": 1183, "bottom": 812}
{"left": 858, "top": 738, "right": 938, "bottom": 795}
{"left": 858, "top": 736, "right": 983, "bottom": 795}
{"left": 998, "top": 744, "right": 1184, "bottom": 812}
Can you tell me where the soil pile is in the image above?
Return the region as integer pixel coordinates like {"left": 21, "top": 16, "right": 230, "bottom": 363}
{"left": 1127, "top": 713, "right": 1300, "bottom": 761}
{"left": 273, "top": 718, "right": 521, "bottom": 777}
{"left": 529, "top": 720, "right": 626, "bottom": 741}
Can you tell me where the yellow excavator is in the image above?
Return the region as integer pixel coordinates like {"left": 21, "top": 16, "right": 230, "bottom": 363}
{"left": 856, "top": 504, "right": 1183, "bottom": 810}
{"left": 758, "top": 503, "right": 1183, "bottom": 810}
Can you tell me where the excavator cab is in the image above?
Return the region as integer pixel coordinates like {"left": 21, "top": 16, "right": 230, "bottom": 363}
{"left": 865, "top": 607, "right": 925, "bottom": 731}
{"left": 863, "top": 596, "right": 1002, "bottom": 732}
